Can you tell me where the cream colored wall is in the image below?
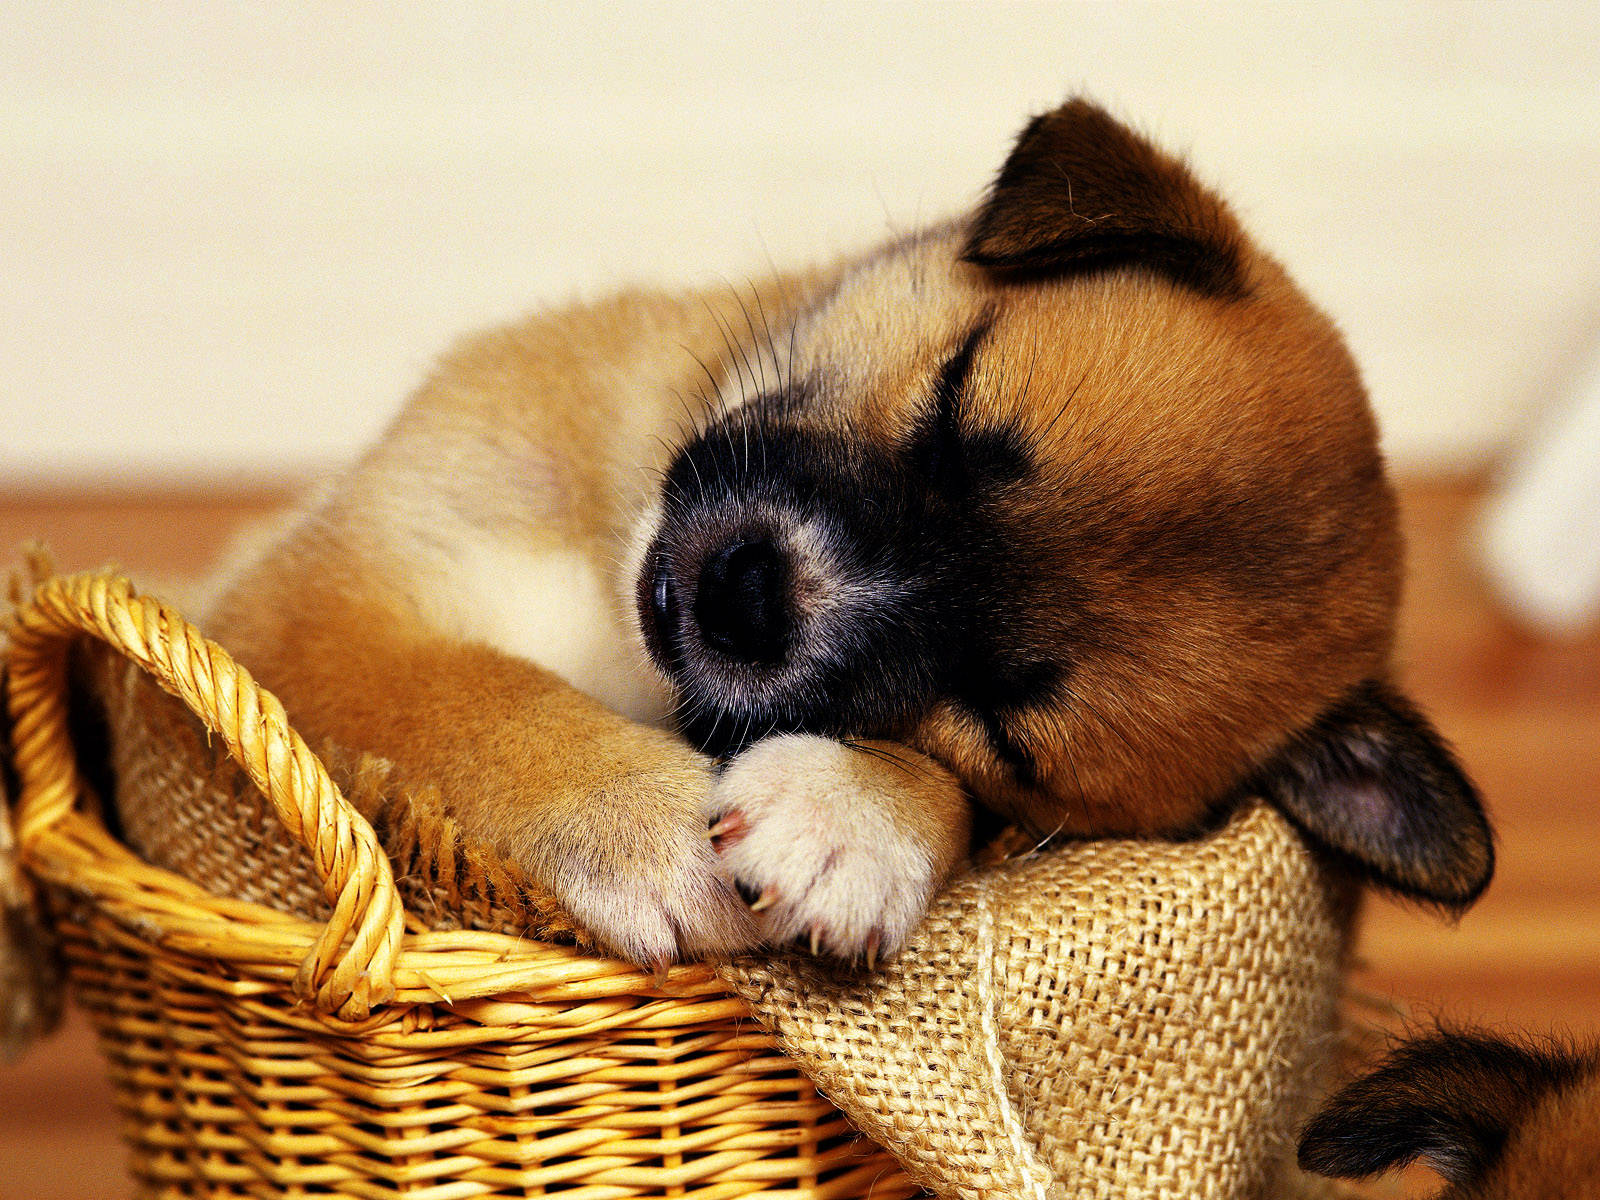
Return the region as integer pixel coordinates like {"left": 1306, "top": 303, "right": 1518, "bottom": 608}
{"left": 4, "top": 3, "right": 1598, "bottom": 486}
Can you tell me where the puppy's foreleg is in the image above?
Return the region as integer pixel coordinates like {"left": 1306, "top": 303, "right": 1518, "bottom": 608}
{"left": 214, "top": 586, "right": 757, "bottom": 966}
{"left": 707, "top": 734, "right": 971, "bottom": 963}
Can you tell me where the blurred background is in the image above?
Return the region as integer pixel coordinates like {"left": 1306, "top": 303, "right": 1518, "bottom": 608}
{"left": 3, "top": 4, "right": 1597, "bottom": 1197}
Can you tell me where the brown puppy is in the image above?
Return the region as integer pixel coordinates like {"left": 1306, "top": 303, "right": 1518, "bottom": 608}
{"left": 208, "top": 98, "right": 1493, "bottom": 967}
{"left": 1299, "top": 1030, "right": 1600, "bottom": 1196}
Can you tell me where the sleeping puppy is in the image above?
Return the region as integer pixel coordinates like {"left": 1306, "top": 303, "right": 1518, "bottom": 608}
{"left": 208, "top": 98, "right": 1493, "bottom": 968}
{"left": 1299, "top": 1029, "right": 1600, "bottom": 1196}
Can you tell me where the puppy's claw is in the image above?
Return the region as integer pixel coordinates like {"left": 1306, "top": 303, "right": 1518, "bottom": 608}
{"left": 706, "top": 811, "right": 749, "bottom": 849}
{"left": 808, "top": 926, "right": 821, "bottom": 957}
{"left": 863, "top": 930, "right": 881, "bottom": 972}
{"left": 749, "top": 887, "right": 779, "bottom": 913}
{"left": 648, "top": 955, "right": 671, "bottom": 989}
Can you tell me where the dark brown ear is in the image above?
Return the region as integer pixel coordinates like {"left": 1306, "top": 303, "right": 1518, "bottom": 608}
{"left": 1298, "top": 1031, "right": 1587, "bottom": 1185}
{"left": 1250, "top": 680, "right": 1493, "bottom": 911}
{"left": 963, "top": 97, "right": 1248, "bottom": 297}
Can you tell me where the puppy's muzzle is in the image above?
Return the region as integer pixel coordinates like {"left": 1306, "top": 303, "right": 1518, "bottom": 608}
{"left": 641, "top": 412, "right": 939, "bottom": 755}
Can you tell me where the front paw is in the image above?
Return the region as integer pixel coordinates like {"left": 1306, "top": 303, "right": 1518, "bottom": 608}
{"left": 531, "top": 756, "right": 761, "bottom": 968}
{"left": 708, "top": 734, "right": 968, "bottom": 964}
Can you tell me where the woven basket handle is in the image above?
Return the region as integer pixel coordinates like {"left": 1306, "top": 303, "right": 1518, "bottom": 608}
{"left": 4, "top": 571, "right": 403, "bottom": 1020}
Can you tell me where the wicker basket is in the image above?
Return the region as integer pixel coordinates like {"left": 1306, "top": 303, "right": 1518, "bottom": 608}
{"left": 6, "top": 572, "right": 920, "bottom": 1198}
{"left": 3, "top": 571, "right": 1358, "bottom": 1199}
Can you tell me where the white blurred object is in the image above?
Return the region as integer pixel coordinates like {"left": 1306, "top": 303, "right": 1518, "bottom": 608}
{"left": 1478, "top": 327, "right": 1600, "bottom": 635}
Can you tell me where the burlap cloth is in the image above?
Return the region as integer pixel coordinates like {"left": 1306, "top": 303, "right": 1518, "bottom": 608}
{"left": 79, "top": 633, "right": 1352, "bottom": 1199}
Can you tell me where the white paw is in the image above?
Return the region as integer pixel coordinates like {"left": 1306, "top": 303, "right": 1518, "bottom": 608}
{"left": 707, "top": 734, "right": 948, "bottom": 964}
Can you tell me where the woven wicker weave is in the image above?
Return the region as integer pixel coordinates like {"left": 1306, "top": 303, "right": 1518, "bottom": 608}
{"left": 3, "top": 570, "right": 1358, "bottom": 1198}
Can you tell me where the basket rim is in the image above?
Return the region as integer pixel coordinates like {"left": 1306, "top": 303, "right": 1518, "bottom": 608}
{"left": 24, "top": 805, "right": 736, "bottom": 1015}
{"left": 4, "top": 569, "right": 731, "bottom": 1019}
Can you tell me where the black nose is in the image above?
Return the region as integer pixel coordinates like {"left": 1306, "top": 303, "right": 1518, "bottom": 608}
{"left": 694, "top": 538, "right": 789, "bottom": 663}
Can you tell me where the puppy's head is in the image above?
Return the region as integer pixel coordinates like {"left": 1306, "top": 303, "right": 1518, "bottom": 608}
{"left": 1299, "top": 1030, "right": 1600, "bottom": 1197}
{"left": 637, "top": 98, "right": 1492, "bottom": 909}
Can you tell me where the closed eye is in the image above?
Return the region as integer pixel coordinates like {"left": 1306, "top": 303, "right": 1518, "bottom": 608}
{"left": 979, "top": 711, "right": 1039, "bottom": 784}
{"left": 913, "top": 322, "right": 990, "bottom": 487}
{"left": 953, "top": 656, "right": 1060, "bottom": 786}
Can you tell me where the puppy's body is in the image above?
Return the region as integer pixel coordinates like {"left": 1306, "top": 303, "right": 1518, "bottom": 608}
{"left": 1300, "top": 1030, "right": 1600, "bottom": 1197}
{"left": 211, "top": 100, "right": 1493, "bottom": 966}
{"left": 209, "top": 284, "right": 917, "bottom": 963}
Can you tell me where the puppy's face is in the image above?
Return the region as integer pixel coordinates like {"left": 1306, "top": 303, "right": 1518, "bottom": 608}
{"left": 638, "top": 99, "right": 1493, "bottom": 910}
{"left": 1300, "top": 1030, "right": 1600, "bottom": 1198}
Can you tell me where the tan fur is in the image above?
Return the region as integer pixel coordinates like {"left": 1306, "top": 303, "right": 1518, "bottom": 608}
{"left": 211, "top": 278, "right": 979, "bottom": 964}
{"left": 211, "top": 102, "right": 1415, "bottom": 965}
{"left": 1490, "top": 1073, "right": 1600, "bottom": 1197}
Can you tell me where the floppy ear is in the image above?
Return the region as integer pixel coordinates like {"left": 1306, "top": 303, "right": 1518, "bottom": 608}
{"left": 1298, "top": 1032, "right": 1582, "bottom": 1185}
{"left": 1250, "top": 679, "right": 1493, "bottom": 910}
{"left": 962, "top": 97, "right": 1247, "bottom": 297}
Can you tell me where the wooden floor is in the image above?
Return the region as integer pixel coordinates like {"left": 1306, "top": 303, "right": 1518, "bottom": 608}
{"left": 1, "top": 480, "right": 1597, "bottom": 1198}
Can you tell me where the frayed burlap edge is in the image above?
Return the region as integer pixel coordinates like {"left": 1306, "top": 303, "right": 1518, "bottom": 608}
{"left": 92, "top": 649, "right": 584, "bottom": 946}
